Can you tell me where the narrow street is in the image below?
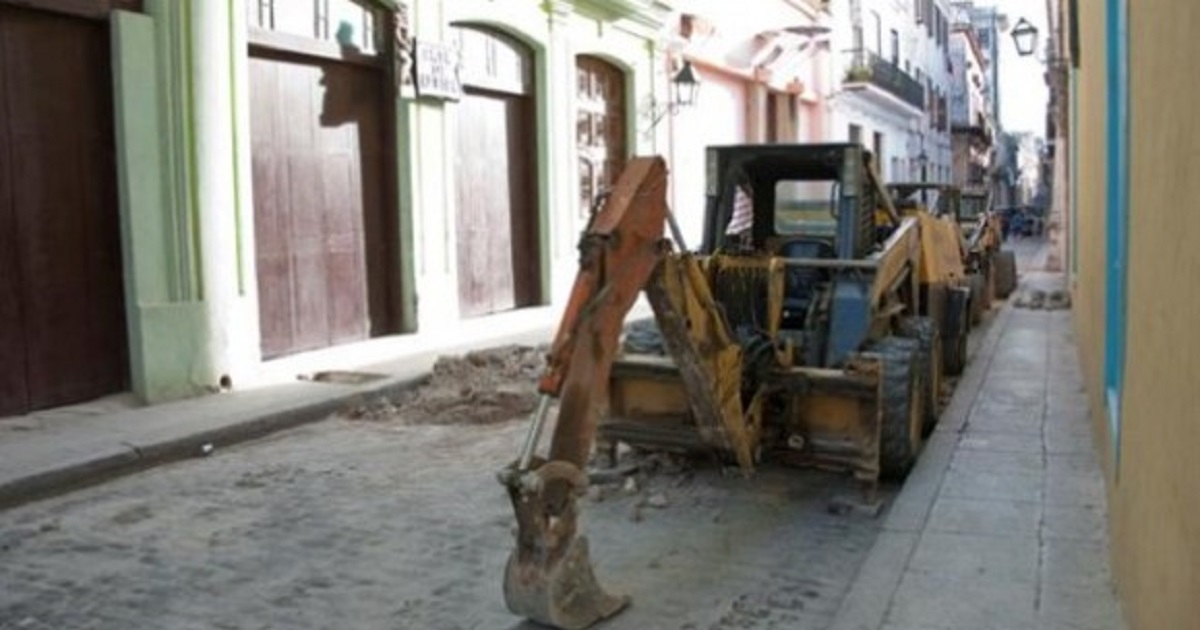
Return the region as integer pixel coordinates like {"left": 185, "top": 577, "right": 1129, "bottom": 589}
{"left": 2, "top": 1, "right": 1190, "bottom": 628}
{"left": 0, "top": 246, "right": 1073, "bottom": 630}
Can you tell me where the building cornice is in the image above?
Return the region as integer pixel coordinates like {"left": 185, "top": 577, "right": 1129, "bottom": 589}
{"left": 545, "top": 0, "right": 674, "bottom": 31}
{"left": 782, "top": 0, "right": 826, "bottom": 21}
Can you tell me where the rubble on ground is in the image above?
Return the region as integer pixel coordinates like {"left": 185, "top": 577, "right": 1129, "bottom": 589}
{"left": 1013, "top": 288, "right": 1072, "bottom": 311}
{"left": 585, "top": 449, "right": 694, "bottom": 518}
{"left": 343, "top": 345, "right": 545, "bottom": 425}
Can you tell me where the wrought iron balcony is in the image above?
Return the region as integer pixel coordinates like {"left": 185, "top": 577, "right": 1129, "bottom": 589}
{"left": 952, "top": 111, "right": 994, "bottom": 146}
{"left": 843, "top": 50, "right": 925, "bottom": 112}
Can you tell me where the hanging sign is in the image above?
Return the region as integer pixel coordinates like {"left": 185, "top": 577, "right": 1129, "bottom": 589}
{"left": 413, "top": 40, "right": 463, "bottom": 101}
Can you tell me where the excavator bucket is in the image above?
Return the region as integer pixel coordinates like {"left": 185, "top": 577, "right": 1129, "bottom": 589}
{"left": 499, "top": 157, "right": 666, "bottom": 628}
{"left": 501, "top": 460, "right": 629, "bottom": 629}
{"left": 503, "top": 536, "right": 627, "bottom": 629}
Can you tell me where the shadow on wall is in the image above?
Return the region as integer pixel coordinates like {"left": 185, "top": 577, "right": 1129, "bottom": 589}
{"left": 319, "top": 55, "right": 366, "bottom": 128}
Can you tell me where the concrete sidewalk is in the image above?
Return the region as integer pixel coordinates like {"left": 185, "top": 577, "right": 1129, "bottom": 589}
{"left": 830, "top": 269, "right": 1128, "bottom": 630}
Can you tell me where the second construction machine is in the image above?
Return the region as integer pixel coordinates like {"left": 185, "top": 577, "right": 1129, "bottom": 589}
{"left": 959, "top": 188, "right": 1018, "bottom": 319}
{"left": 885, "top": 182, "right": 974, "bottom": 376}
{"left": 498, "top": 144, "right": 949, "bottom": 629}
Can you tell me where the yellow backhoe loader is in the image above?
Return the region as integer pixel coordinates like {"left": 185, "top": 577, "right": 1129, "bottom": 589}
{"left": 497, "top": 144, "right": 956, "bottom": 629}
{"left": 959, "top": 188, "right": 1018, "bottom": 321}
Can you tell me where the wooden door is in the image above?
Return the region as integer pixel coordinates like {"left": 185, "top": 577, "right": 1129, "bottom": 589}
{"left": 575, "top": 56, "right": 627, "bottom": 213}
{"left": 453, "top": 25, "right": 539, "bottom": 318}
{"left": 0, "top": 4, "right": 129, "bottom": 417}
{"left": 249, "top": 49, "right": 392, "bottom": 359}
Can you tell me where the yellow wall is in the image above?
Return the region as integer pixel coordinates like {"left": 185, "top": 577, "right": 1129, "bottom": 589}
{"left": 1072, "top": 0, "right": 1107, "bottom": 447}
{"left": 1073, "top": 2, "right": 1200, "bottom": 629}
{"left": 1119, "top": 0, "right": 1200, "bottom": 627}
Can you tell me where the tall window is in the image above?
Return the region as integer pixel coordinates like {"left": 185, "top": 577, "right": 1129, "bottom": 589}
{"left": 872, "top": 12, "right": 883, "bottom": 55}
{"left": 247, "top": 0, "right": 382, "bottom": 53}
{"left": 890, "top": 29, "right": 900, "bottom": 65}
{"left": 849, "top": 124, "right": 863, "bottom": 145}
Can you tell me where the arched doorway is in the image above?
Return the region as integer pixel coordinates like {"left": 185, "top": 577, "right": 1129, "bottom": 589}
{"left": 451, "top": 24, "right": 540, "bottom": 318}
{"left": 575, "top": 55, "right": 627, "bottom": 213}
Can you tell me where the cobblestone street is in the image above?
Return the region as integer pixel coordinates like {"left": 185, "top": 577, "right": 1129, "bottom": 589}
{"left": 1, "top": 244, "right": 1107, "bottom": 630}
{"left": 0, "top": 408, "right": 894, "bottom": 630}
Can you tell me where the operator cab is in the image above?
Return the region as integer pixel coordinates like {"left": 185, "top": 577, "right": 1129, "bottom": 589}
{"left": 700, "top": 144, "right": 893, "bottom": 358}
{"left": 701, "top": 143, "right": 886, "bottom": 260}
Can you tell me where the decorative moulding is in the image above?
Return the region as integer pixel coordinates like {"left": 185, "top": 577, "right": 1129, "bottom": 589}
{"left": 560, "top": 0, "right": 674, "bottom": 31}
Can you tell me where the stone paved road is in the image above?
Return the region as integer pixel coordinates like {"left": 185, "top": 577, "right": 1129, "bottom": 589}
{"left": 1, "top": 237, "right": 1036, "bottom": 630}
{"left": 0, "top": 413, "right": 896, "bottom": 630}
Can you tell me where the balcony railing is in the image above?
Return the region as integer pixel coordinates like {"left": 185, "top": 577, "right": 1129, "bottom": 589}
{"left": 843, "top": 50, "right": 925, "bottom": 111}
{"left": 952, "top": 111, "right": 994, "bottom": 146}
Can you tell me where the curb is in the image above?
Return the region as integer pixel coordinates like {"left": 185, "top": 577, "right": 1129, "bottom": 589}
{"left": 828, "top": 301, "right": 1015, "bottom": 630}
{"left": 0, "top": 375, "right": 426, "bottom": 512}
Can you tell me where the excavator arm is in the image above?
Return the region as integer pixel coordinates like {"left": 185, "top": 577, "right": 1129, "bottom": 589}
{"left": 499, "top": 157, "right": 670, "bottom": 629}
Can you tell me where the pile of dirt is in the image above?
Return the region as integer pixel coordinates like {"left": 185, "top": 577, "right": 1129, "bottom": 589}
{"left": 345, "top": 345, "right": 546, "bottom": 425}
{"left": 1013, "top": 288, "right": 1072, "bottom": 311}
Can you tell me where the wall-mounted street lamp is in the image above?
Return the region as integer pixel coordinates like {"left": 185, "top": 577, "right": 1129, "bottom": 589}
{"left": 1010, "top": 17, "right": 1039, "bottom": 57}
{"left": 1009, "top": 16, "right": 1069, "bottom": 71}
{"left": 674, "top": 60, "right": 701, "bottom": 107}
{"left": 649, "top": 59, "right": 701, "bottom": 130}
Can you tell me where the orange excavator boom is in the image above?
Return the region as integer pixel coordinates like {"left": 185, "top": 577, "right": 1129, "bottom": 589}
{"left": 499, "top": 156, "right": 669, "bottom": 629}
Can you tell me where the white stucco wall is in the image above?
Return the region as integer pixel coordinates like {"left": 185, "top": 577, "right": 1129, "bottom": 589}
{"left": 401, "top": 0, "right": 670, "bottom": 323}
{"left": 224, "top": 0, "right": 673, "bottom": 384}
{"left": 912, "top": 0, "right": 954, "bottom": 183}
{"left": 661, "top": 0, "right": 828, "bottom": 247}
{"left": 826, "top": 0, "right": 929, "bottom": 182}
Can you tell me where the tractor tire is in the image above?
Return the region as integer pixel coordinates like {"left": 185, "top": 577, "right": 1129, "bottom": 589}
{"left": 875, "top": 337, "right": 926, "bottom": 480}
{"left": 994, "top": 250, "right": 1019, "bottom": 298}
{"left": 968, "top": 272, "right": 987, "bottom": 325}
{"left": 942, "top": 287, "right": 971, "bottom": 377}
{"left": 899, "top": 316, "right": 942, "bottom": 434}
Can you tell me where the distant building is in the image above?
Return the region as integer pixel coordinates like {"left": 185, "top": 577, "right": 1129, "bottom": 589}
{"left": 949, "top": 21, "right": 995, "bottom": 190}
{"left": 826, "top": 0, "right": 951, "bottom": 183}
{"left": 913, "top": 0, "right": 956, "bottom": 185}
{"left": 1013, "top": 134, "right": 1044, "bottom": 205}
{"left": 992, "top": 132, "right": 1020, "bottom": 209}
{"left": 952, "top": 2, "right": 1007, "bottom": 124}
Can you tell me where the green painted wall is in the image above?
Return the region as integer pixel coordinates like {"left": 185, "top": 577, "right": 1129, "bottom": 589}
{"left": 112, "top": 9, "right": 215, "bottom": 403}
